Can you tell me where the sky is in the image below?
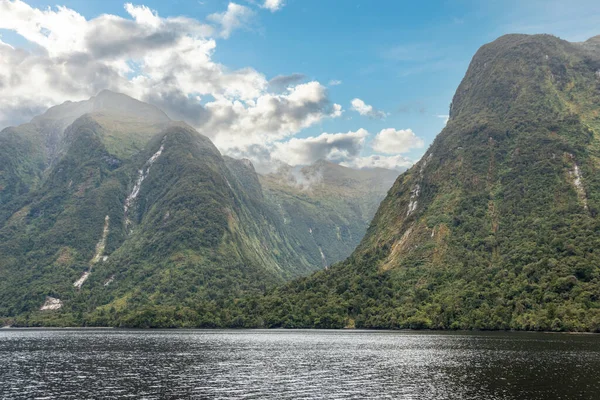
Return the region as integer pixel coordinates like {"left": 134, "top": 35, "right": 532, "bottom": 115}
{"left": 1, "top": 0, "right": 599, "bottom": 172}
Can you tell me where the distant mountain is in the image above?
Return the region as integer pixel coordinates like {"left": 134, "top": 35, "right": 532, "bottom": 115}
{"left": 259, "top": 160, "right": 399, "bottom": 268}
{"left": 235, "top": 34, "right": 600, "bottom": 332}
{"left": 0, "top": 92, "right": 397, "bottom": 327}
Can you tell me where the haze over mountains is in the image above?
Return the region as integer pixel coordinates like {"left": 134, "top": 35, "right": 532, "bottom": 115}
{"left": 0, "top": 90, "right": 398, "bottom": 326}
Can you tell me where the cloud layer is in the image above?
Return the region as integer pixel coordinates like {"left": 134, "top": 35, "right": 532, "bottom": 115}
{"left": 0, "top": 0, "right": 422, "bottom": 173}
{"left": 0, "top": 0, "right": 340, "bottom": 154}
{"left": 341, "top": 154, "right": 413, "bottom": 171}
{"left": 372, "top": 128, "right": 425, "bottom": 154}
{"left": 262, "top": 0, "right": 285, "bottom": 12}
{"left": 208, "top": 3, "right": 255, "bottom": 39}
{"left": 272, "top": 129, "right": 368, "bottom": 166}
{"left": 268, "top": 73, "right": 307, "bottom": 92}
{"left": 270, "top": 128, "right": 417, "bottom": 171}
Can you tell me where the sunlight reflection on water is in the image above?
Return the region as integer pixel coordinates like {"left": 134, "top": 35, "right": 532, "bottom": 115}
{"left": 0, "top": 329, "right": 599, "bottom": 399}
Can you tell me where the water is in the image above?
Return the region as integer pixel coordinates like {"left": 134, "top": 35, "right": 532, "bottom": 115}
{"left": 0, "top": 329, "right": 599, "bottom": 399}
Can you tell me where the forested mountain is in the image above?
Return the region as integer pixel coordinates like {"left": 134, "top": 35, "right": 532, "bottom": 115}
{"left": 8, "top": 33, "right": 597, "bottom": 332}
{"left": 0, "top": 91, "right": 395, "bottom": 327}
{"left": 232, "top": 34, "right": 600, "bottom": 332}
{"left": 259, "top": 160, "right": 398, "bottom": 269}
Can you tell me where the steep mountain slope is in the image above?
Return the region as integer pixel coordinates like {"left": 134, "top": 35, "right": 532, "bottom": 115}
{"left": 0, "top": 114, "right": 290, "bottom": 326}
{"left": 260, "top": 161, "right": 398, "bottom": 268}
{"left": 0, "top": 92, "right": 396, "bottom": 327}
{"left": 0, "top": 90, "right": 170, "bottom": 221}
{"left": 238, "top": 34, "right": 600, "bottom": 332}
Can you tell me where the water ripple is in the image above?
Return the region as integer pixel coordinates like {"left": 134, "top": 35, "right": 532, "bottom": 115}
{"left": 0, "top": 330, "right": 599, "bottom": 399}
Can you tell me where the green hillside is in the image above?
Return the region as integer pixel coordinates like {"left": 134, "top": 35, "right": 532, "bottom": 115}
{"left": 0, "top": 91, "right": 395, "bottom": 327}
{"left": 232, "top": 34, "right": 600, "bottom": 332}
{"left": 260, "top": 160, "right": 398, "bottom": 269}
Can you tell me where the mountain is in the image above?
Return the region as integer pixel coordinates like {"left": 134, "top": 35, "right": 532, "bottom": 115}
{"left": 0, "top": 90, "right": 170, "bottom": 221}
{"left": 235, "top": 34, "right": 600, "bottom": 332}
{"left": 0, "top": 91, "right": 396, "bottom": 327}
{"left": 259, "top": 160, "right": 399, "bottom": 269}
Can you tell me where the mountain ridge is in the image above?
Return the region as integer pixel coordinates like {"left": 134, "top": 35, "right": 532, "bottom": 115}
{"left": 228, "top": 33, "right": 600, "bottom": 332}
{"left": 0, "top": 92, "right": 397, "bottom": 327}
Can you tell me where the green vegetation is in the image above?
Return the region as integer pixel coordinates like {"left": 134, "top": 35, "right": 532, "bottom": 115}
{"left": 259, "top": 160, "right": 398, "bottom": 269}
{"left": 4, "top": 35, "right": 600, "bottom": 332}
{"left": 219, "top": 34, "right": 600, "bottom": 332}
{"left": 0, "top": 92, "right": 394, "bottom": 328}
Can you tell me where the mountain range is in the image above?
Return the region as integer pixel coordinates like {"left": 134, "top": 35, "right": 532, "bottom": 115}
{"left": 0, "top": 90, "right": 397, "bottom": 327}
{"left": 4, "top": 33, "right": 600, "bottom": 332}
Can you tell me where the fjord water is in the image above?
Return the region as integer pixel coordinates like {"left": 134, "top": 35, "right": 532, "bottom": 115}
{"left": 0, "top": 330, "right": 598, "bottom": 399}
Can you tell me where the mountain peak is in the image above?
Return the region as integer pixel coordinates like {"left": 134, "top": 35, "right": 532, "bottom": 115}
{"left": 450, "top": 33, "right": 574, "bottom": 121}
{"left": 312, "top": 159, "right": 334, "bottom": 167}
{"left": 33, "top": 90, "right": 170, "bottom": 128}
{"left": 95, "top": 89, "right": 121, "bottom": 98}
{"left": 90, "top": 90, "right": 170, "bottom": 123}
{"left": 585, "top": 35, "right": 600, "bottom": 44}
{"left": 241, "top": 32, "right": 600, "bottom": 332}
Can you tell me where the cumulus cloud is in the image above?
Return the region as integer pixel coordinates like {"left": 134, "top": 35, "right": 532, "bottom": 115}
{"left": 271, "top": 129, "right": 368, "bottom": 165}
{"left": 209, "top": 81, "right": 343, "bottom": 151}
{"left": 208, "top": 2, "right": 255, "bottom": 39}
{"left": 0, "top": 1, "right": 422, "bottom": 173}
{"left": 262, "top": 0, "right": 285, "bottom": 12}
{"left": 371, "top": 128, "right": 425, "bottom": 154}
{"left": 269, "top": 127, "right": 421, "bottom": 171}
{"left": 341, "top": 154, "right": 413, "bottom": 171}
{"left": 350, "top": 98, "right": 387, "bottom": 119}
{"left": 268, "top": 73, "right": 306, "bottom": 92}
{"left": 0, "top": 0, "right": 342, "bottom": 160}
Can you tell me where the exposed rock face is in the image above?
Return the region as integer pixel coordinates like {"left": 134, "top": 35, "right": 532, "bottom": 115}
{"left": 567, "top": 154, "right": 589, "bottom": 212}
{"left": 73, "top": 215, "right": 110, "bottom": 289}
{"left": 40, "top": 297, "right": 63, "bottom": 311}
{"left": 124, "top": 142, "right": 165, "bottom": 230}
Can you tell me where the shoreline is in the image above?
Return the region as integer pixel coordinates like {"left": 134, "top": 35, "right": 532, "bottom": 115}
{"left": 1, "top": 326, "right": 598, "bottom": 335}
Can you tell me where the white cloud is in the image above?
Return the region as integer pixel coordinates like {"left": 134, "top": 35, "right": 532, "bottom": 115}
{"left": 271, "top": 129, "right": 368, "bottom": 165}
{"left": 268, "top": 73, "right": 306, "bottom": 92}
{"left": 341, "top": 154, "right": 413, "bottom": 171}
{"left": 208, "top": 2, "right": 254, "bottom": 39}
{"left": 0, "top": 0, "right": 342, "bottom": 161}
{"left": 208, "top": 82, "right": 343, "bottom": 151}
{"left": 262, "top": 0, "right": 285, "bottom": 12}
{"left": 350, "top": 98, "right": 387, "bottom": 119}
{"left": 371, "top": 128, "right": 424, "bottom": 154}
{"left": 269, "top": 127, "right": 418, "bottom": 171}
{"left": 437, "top": 114, "right": 449, "bottom": 124}
{"left": 328, "top": 79, "right": 342, "bottom": 86}
{"left": 124, "top": 3, "right": 162, "bottom": 28}
{"left": 0, "top": 1, "right": 422, "bottom": 173}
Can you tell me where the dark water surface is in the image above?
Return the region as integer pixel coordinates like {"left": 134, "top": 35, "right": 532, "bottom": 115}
{"left": 0, "top": 329, "right": 599, "bottom": 399}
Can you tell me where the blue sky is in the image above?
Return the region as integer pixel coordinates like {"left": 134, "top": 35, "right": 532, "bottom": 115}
{"left": 2, "top": 0, "right": 600, "bottom": 170}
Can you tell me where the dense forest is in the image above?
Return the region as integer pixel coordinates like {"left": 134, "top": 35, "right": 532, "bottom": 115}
{"left": 3, "top": 35, "right": 600, "bottom": 332}
{"left": 221, "top": 34, "right": 600, "bottom": 333}
{"left": 11, "top": 34, "right": 600, "bottom": 332}
{"left": 0, "top": 91, "right": 396, "bottom": 327}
